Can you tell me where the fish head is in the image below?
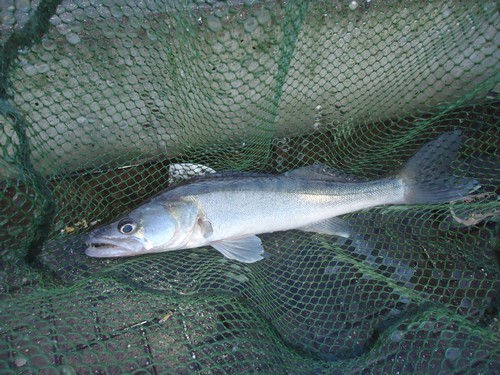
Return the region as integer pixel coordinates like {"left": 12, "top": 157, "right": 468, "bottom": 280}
{"left": 85, "top": 200, "right": 199, "bottom": 257}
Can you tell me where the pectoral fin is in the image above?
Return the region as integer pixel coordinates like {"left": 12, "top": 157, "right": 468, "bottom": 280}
{"left": 210, "top": 235, "right": 265, "bottom": 263}
{"left": 299, "top": 217, "right": 351, "bottom": 238}
{"left": 197, "top": 217, "right": 214, "bottom": 238}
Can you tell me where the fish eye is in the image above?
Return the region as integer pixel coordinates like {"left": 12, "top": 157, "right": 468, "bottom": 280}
{"left": 118, "top": 218, "right": 137, "bottom": 234}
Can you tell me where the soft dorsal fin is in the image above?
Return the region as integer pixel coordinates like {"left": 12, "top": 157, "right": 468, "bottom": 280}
{"left": 284, "top": 163, "right": 362, "bottom": 182}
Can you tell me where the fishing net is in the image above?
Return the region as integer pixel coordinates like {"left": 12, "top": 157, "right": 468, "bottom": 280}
{"left": 1, "top": 0, "right": 499, "bottom": 373}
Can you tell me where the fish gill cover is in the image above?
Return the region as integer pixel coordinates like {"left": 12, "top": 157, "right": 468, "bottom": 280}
{"left": 0, "top": 0, "right": 499, "bottom": 374}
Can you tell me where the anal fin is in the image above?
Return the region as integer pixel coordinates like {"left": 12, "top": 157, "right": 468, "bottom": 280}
{"left": 299, "top": 217, "right": 351, "bottom": 238}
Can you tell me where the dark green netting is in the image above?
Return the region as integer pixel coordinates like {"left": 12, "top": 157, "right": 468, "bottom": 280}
{"left": 1, "top": 0, "right": 499, "bottom": 373}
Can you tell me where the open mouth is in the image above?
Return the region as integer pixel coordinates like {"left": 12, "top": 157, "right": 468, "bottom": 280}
{"left": 86, "top": 242, "right": 119, "bottom": 249}
{"left": 85, "top": 237, "right": 142, "bottom": 257}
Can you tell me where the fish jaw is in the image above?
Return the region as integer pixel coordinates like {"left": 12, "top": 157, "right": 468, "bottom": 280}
{"left": 85, "top": 236, "right": 145, "bottom": 257}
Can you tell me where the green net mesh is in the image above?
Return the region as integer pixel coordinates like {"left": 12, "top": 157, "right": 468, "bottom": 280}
{"left": 1, "top": 0, "right": 499, "bottom": 373}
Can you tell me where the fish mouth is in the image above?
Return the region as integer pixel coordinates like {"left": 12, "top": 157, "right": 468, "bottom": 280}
{"left": 85, "top": 237, "right": 144, "bottom": 258}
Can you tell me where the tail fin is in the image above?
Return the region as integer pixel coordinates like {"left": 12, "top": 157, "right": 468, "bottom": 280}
{"left": 400, "top": 131, "right": 480, "bottom": 204}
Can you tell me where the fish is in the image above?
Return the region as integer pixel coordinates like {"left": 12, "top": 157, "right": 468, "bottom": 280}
{"left": 85, "top": 131, "right": 479, "bottom": 263}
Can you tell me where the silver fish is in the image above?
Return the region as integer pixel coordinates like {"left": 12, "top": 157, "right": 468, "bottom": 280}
{"left": 86, "top": 131, "right": 479, "bottom": 263}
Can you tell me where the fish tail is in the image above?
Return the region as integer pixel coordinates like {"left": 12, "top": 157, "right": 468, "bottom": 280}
{"left": 400, "top": 130, "right": 480, "bottom": 204}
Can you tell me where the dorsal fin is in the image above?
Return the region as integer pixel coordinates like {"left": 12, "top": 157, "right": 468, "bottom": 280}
{"left": 284, "top": 163, "right": 363, "bottom": 182}
{"left": 168, "top": 163, "right": 216, "bottom": 185}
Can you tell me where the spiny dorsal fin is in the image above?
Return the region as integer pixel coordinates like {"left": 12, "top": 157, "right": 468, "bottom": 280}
{"left": 168, "top": 163, "right": 216, "bottom": 185}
